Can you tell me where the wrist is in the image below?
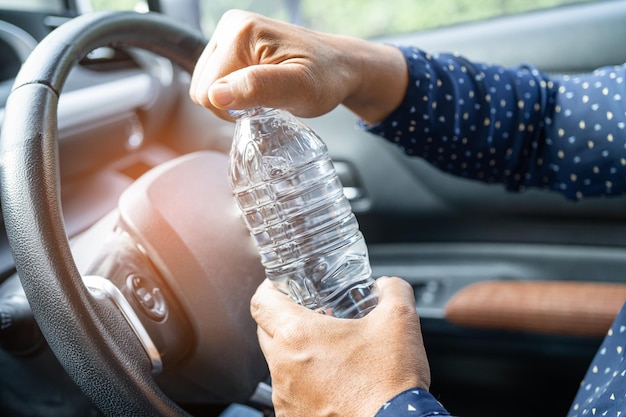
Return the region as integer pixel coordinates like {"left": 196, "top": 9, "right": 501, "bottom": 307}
{"left": 356, "top": 379, "right": 431, "bottom": 417}
{"left": 342, "top": 41, "right": 409, "bottom": 125}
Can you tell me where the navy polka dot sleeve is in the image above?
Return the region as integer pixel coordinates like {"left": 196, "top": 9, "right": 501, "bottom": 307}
{"left": 366, "top": 46, "right": 626, "bottom": 200}
{"left": 567, "top": 303, "right": 626, "bottom": 417}
{"left": 366, "top": 46, "right": 626, "bottom": 417}
{"left": 375, "top": 388, "right": 450, "bottom": 417}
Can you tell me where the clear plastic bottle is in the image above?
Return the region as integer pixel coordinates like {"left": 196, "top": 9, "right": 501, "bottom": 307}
{"left": 228, "top": 107, "right": 378, "bottom": 319}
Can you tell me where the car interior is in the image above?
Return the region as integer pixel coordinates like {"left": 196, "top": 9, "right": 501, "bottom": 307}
{"left": 0, "top": 0, "right": 625, "bottom": 416}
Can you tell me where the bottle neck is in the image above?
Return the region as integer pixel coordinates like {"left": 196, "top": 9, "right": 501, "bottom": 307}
{"left": 229, "top": 106, "right": 277, "bottom": 120}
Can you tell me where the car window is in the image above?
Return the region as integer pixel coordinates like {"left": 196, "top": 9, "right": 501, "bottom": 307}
{"left": 0, "top": 0, "right": 64, "bottom": 12}
{"left": 199, "top": 0, "right": 597, "bottom": 39}
{"left": 81, "top": 0, "right": 148, "bottom": 12}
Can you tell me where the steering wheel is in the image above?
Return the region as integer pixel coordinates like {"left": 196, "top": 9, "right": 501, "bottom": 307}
{"left": 0, "top": 10, "right": 268, "bottom": 416}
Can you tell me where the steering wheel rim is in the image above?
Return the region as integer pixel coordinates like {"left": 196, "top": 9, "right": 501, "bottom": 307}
{"left": 0, "top": 11, "right": 207, "bottom": 416}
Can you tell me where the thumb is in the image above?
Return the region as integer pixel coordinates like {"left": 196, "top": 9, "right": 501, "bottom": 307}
{"left": 250, "top": 279, "right": 312, "bottom": 338}
{"left": 209, "top": 64, "right": 324, "bottom": 118}
{"left": 370, "top": 276, "right": 417, "bottom": 315}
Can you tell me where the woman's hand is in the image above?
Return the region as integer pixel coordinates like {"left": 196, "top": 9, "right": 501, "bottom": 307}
{"left": 189, "top": 9, "right": 408, "bottom": 124}
{"left": 250, "top": 276, "right": 431, "bottom": 417}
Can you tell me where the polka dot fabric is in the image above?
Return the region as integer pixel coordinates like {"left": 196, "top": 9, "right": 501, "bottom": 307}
{"left": 376, "top": 388, "right": 450, "bottom": 417}
{"left": 365, "top": 46, "right": 626, "bottom": 416}
{"left": 567, "top": 303, "right": 626, "bottom": 417}
{"left": 366, "top": 46, "right": 626, "bottom": 200}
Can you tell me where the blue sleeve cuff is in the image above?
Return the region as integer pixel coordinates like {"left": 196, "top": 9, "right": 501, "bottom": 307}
{"left": 375, "top": 387, "right": 451, "bottom": 417}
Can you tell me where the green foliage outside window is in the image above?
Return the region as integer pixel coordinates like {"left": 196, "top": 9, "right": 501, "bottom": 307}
{"left": 89, "top": 0, "right": 146, "bottom": 12}
{"left": 90, "top": 0, "right": 594, "bottom": 39}
{"left": 298, "top": 0, "right": 592, "bottom": 38}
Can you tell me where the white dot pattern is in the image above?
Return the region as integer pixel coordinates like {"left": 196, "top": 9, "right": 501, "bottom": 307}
{"left": 366, "top": 46, "right": 626, "bottom": 417}
{"left": 567, "top": 304, "right": 626, "bottom": 417}
{"left": 376, "top": 387, "right": 450, "bottom": 416}
{"left": 366, "top": 46, "right": 626, "bottom": 200}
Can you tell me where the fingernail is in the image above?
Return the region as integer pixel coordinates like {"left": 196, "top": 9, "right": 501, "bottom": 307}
{"left": 210, "top": 82, "right": 234, "bottom": 107}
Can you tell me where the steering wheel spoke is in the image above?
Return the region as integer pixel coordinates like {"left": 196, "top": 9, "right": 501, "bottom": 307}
{"left": 83, "top": 274, "right": 163, "bottom": 375}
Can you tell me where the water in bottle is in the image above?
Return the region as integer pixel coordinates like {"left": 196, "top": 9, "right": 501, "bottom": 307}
{"left": 228, "top": 107, "right": 378, "bottom": 318}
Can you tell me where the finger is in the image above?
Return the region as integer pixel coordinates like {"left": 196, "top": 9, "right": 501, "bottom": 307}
{"left": 190, "top": 9, "right": 263, "bottom": 117}
{"left": 189, "top": 41, "right": 216, "bottom": 99}
{"left": 250, "top": 279, "right": 310, "bottom": 338}
{"left": 372, "top": 276, "right": 417, "bottom": 312}
{"left": 189, "top": 41, "right": 233, "bottom": 112}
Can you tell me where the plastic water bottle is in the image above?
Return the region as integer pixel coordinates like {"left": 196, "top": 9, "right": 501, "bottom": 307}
{"left": 228, "top": 107, "right": 378, "bottom": 319}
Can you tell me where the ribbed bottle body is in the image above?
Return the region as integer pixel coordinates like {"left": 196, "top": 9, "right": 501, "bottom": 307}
{"left": 229, "top": 107, "right": 377, "bottom": 318}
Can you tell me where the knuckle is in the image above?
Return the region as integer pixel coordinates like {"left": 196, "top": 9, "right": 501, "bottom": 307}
{"left": 249, "top": 290, "right": 264, "bottom": 319}
{"left": 229, "top": 10, "right": 262, "bottom": 39}
{"left": 394, "top": 276, "right": 415, "bottom": 294}
{"left": 221, "top": 9, "right": 254, "bottom": 25}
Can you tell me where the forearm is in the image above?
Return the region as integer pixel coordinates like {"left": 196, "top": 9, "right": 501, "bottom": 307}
{"left": 367, "top": 46, "right": 555, "bottom": 193}
{"left": 368, "top": 46, "right": 626, "bottom": 200}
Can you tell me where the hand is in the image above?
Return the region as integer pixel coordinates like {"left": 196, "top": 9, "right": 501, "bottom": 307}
{"left": 189, "top": 9, "right": 408, "bottom": 124}
{"left": 250, "top": 277, "right": 431, "bottom": 417}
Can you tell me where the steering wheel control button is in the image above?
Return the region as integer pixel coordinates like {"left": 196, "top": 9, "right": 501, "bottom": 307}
{"left": 127, "top": 274, "right": 167, "bottom": 322}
